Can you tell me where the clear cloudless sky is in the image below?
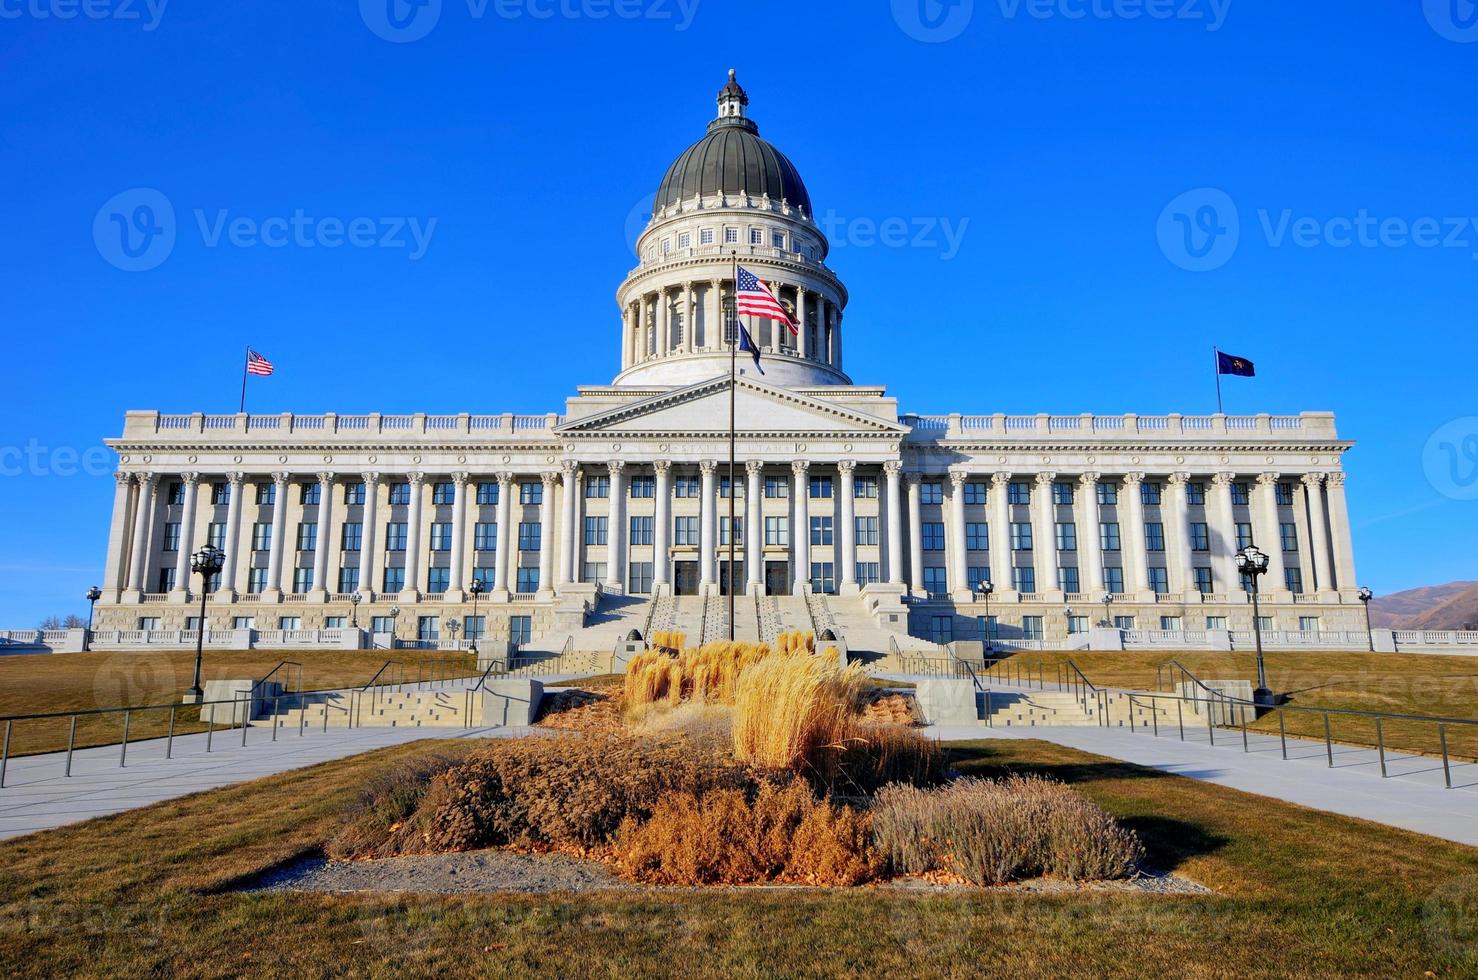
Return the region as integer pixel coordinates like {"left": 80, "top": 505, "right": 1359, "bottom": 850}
{"left": 0, "top": 0, "right": 1473, "bottom": 625}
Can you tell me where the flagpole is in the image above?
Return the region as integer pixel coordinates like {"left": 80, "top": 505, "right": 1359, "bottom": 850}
{"left": 1213, "top": 346, "right": 1224, "bottom": 415}
{"left": 728, "top": 250, "right": 738, "bottom": 642}
{"left": 239, "top": 347, "right": 249, "bottom": 414}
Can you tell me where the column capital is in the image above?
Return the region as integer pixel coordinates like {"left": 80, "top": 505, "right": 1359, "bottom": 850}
{"left": 1167, "top": 471, "right": 1191, "bottom": 487}
{"left": 1300, "top": 472, "right": 1325, "bottom": 489}
{"left": 653, "top": 459, "right": 671, "bottom": 476}
{"left": 745, "top": 459, "right": 764, "bottom": 477}
{"left": 135, "top": 471, "right": 158, "bottom": 489}
{"left": 990, "top": 471, "right": 1011, "bottom": 488}
{"left": 606, "top": 460, "right": 625, "bottom": 479}
{"left": 838, "top": 459, "right": 857, "bottom": 475}
{"left": 883, "top": 459, "right": 903, "bottom": 478}
{"left": 316, "top": 470, "right": 336, "bottom": 487}
{"left": 1033, "top": 471, "right": 1057, "bottom": 487}
{"left": 1211, "top": 471, "right": 1236, "bottom": 487}
{"left": 362, "top": 470, "right": 381, "bottom": 486}
{"left": 540, "top": 470, "right": 558, "bottom": 487}
{"left": 1257, "top": 471, "right": 1281, "bottom": 487}
{"left": 497, "top": 470, "right": 516, "bottom": 487}
{"left": 699, "top": 459, "right": 718, "bottom": 476}
{"left": 791, "top": 459, "right": 810, "bottom": 478}
{"left": 947, "top": 469, "right": 967, "bottom": 487}
{"left": 114, "top": 470, "right": 133, "bottom": 489}
{"left": 406, "top": 471, "right": 426, "bottom": 487}
{"left": 1326, "top": 471, "right": 1347, "bottom": 488}
{"left": 271, "top": 471, "right": 290, "bottom": 488}
{"left": 228, "top": 471, "right": 246, "bottom": 487}
{"left": 561, "top": 459, "right": 578, "bottom": 478}
{"left": 1078, "top": 471, "right": 1101, "bottom": 487}
{"left": 180, "top": 472, "right": 200, "bottom": 487}
{"left": 452, "top": 471, "right": 470, "bottom": 487}
{"left": 1122, "top": 471, "right": 1146, "bottom": 487}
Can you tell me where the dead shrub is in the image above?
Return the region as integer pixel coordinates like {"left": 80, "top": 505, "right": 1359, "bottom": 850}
{"left": 326, "top": 747, "right": 478, "bottom": 859}
{"left": 831, "top": 721, "right": 945, "bottom": 795}
{"left": 870, "top": 775, "right": 1142, "bottom": 886}
{"left": 732, "top": 655, "right": 865, "bottom": 777}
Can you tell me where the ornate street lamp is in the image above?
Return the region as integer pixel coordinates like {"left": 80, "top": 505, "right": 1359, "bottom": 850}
{"left": 185, "top": 544, "right": 226, "bottom": 703}
{"left": 388, "top": 605, "right": 400, "bottom": 650}
{"left": 1234, "top": 544, "right": 1273, "bottom": 707}
{"left": 84, "top": 585, "right": 102, "bottom": 652}
{"left": 1100, "top": 591, "right": 1113, "bottom": 628}
{"left": 975, "top": 578, "right": 994, "bottom": 651}
{"left": 1064, "top": 606, "right": 1074, "bottom": 638}
{"left": 468, "top": 577, "right": 485, "bottom": 657}
{"left": 1357, "top": 587, "right": 1375, "bottom": 652}
{"left": 349, "top": 590, "right": 362, "bottom": 629}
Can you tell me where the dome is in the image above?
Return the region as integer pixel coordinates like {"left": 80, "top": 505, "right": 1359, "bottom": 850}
{"left": 653, "top": 71, "right": 813, "bottom": 217}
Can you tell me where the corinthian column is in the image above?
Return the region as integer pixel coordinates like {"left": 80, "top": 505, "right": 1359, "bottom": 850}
{"left": 1077, "top": 472, "right": 1104, "bottom": 594}
{"left": 906, "top": 474, "right": 923, "bottom": 597}
{"left": 1302, "top": 473, "right": 1334, "bottom": 594}
{"left": 1165, "top": 472, "right": 1195, "bottom": 598}
{"left": 746, "top": 460, "right": 764, "bottom": 593}
{"left": 559, "top": 462, "right": 578, "bottom": 587}
{"left": 402, "top": 473, "right": 425, "bottom": 598}
{"left": 171, "top": 472, "right": 200, "bottom": 597}
{"left": 359, "top": 472, "right": 380, "bottom": 596}
{"left": 884, "top": 461, "right": 904, "bottom": 587}
{"left": 449, "top": 472, "right": 469, "bottom": 595}
{"left": 1325, "top": 472, "right": 1356, "bottom": 593}
{"left": 1120, "top": 473, "right": 1150, "bottom": 597}
{"left": 127, "top": 473, "right": 158, "bottom": 594}
{"left": 264, "top": 472, "right": 290, "bottom": 597}
{"left": 103, "top": 472, "right": 134, "bottom": 599}
{"left": 793, "top": 460, "right": 811, "bottom": 595}
{"left": 494, "top": 472, "right": 515, "bottom": 598}
{"left": 947, "top": 470, "right": 969, "bottom": 600}
{"left": 652, "top": 460, "right": 671, "bottom": 591}
{"left": 605, "top": 461, "right": 627, "bottom": 592}
{"left": 1255, "top": 473, "right": 1288, "bottom": 596}
{"left": 538, "top": 471, "right": 557, "bottom": 597}
{"left": 989, "top": 473, "right": 1011, "bottom": 595}
{"left": 1032, "top": 472, "right": 1058, "bottom": 596}
{"left": 839, "top": 461, "right": 858, "bottom": 592}
{"left": 699, "top": 460, "right": 718, "bottom": 591}
{"left": 312, "top": 472, "right": 336, "bottom": 598}
{"left": 1209, "top": 472, "right": 1238, "bottom": 596}
{"left": 221, "top": 472, "right": 245, "bottom": 596}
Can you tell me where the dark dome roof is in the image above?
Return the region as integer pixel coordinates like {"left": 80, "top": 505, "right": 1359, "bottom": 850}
{"left": 654, "top": 76, "right": 812, "bottom": 217}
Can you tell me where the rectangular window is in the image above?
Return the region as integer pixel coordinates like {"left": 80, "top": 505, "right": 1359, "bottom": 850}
{"left": 1103, "top": 566, "right": 1124, "bottom": 593}
{"left": 630, "top": 516, "right": 653, "bottom": 546}
{"left": 476, "top": 482, "right": 499, "bottom": 506}
{"left": 382, "top": 567, "right": 404, "bottom": 593}
{"left": 388, "top": 482, "right": 411, "bottom": 506}
{"left": 1113, "top": 614, "right": 1136, "bottom": 630}
{"left": 700, "top": 228, "right": 715, "bottom": 245}
{"left": 629, "top": 561, "right": 654, "bottom": 595}
{"left": 426, "top": 567, "right": 449, "bottom": 593}
{"left": 1257, "top": 616, "right": 1274, "bottom": 632}
{"left": 385, "top": 523, "right": 407, "bottom": 551}
{"left": 341, "top": 522, "right": 363, "bottom": 551}
{"left": 1055, "top": 522, "right": 1076, "bottom": 552}
{"left": 921, "top": 522, "right": 945, "bottom": 551}
{"left": 585, "top": 475, "right": 610, "bottom": 498}
{"left": 1298, "top": 615, "right": 1321, "bottom": 633}
{"left": 1187, "top": 481, "right": 1206, "bottom": 506}
{"left": 344, "top": 482, "right": 365, "bottom": 505}
{"left": 167, "top": 481, "right": 184, "bottom": 505}
{"left": 1058, "top": 567, "right": 1080, "bottom": 594}
{"left": 417, "top": 616, "right": 439, "bottom": 641}
{"left": 1008, "top": 482, "right": 1030, "bottom": 505}
{"left": 1144, "top": 523, "right": 1165, "bottom": 552}
{"left": 516, "top": 568, "right": 539, "bottom": 594}
{"left": 922, "top": 566, "right": 948, "bottom": 597}
{"left": 1231, "top": 481, "right": 1251, "bottom": 506}
{"left": 1010, "top": 522, "right": 1032, "bottom": 551}
{"left": 518, "top": 522, "right": 541, "bottom": 551}
{"left": 1280, "top": 522, "right": 1298, "bottom": 552}
{"left": 856, "top": 516, "right": 880, "bottom": 546}
{"left": 721, "top": 517, "right": 744, "bottom": 545}
{"left": 1022, "top": 616, "right": 1044, "bottom": 641}
{"left": 581, "top": 562, "right": 606, "bottom": 584}
{"left": 473, "top": 567, "right": 495, "bottom": 589}
{"left": 1148, "top": 567, "right": 1169, "bottom": 594}
{"left": 296, "top": 522, "right": 316, "bottom": 552}
{"left": 371, "top": 616, "right": 393, "bottom": 634}
{"left": 856, "top": 562, "right": 881, "bottom": 585}
{"left": 520, "top": 482, "right": 542, "bottom": 505}
{"left": 156, "top": 568, "right": 175, "bottom": 593}
{"left": 764, "top": 477, "right": 789, "bottom": 498}
{"left": 1013, "top": 567, "right": 1036, "bottom": 593}
{"left": 964, "top": 481, "right": 988, "bottom": 505}
{"left": 967, "top": 566, "right": 990, "bottom": 591}
{"left": 247, "top": 568, "right": 266, "bottom": 594}
{"left": 1067, "top": 615, "right": 1089, "bottom": 635}
{"left": 675, "top": 516, "right": 699, "bottom": 546}
{"left": 1096, "top": 482, "right": 1118, "bottom": 506}
{"left": 764, "top": 516, "right": 788, "bottom": 546}
{"left": 1194, "top": 567, "right": 1213, "bottom": 594}
{"left": 629, "top": 476, "right": 655, "bottom": 498}
{"left": 463, "top": 615, "right": 485, "bottom": 640}
{"left": 719, "top": 476, "right": 744, "bottom": 498}
{"left": 930, "top": 614, "right": 955, "bottom": 644}
{"left": 162, "top": 522, "right": 180, "bottom": 552}
{"left": 1141, "top": 481, "right": 1162, "bottom": 506}
{"left": 338, "top": 567, "right": 359, "bottom": 593}
{"left": 1276, "top": 482, "right": 1295, "bottom": 506}
{"left": 675, "top": 476, "right": 701, "bottom": 498}
{"left": 854, "top": 476, "right": 879, "bottom": 498}
{"left": 1160, "top": 616, "right": 1182, "bottom": 632}
{"left": 255, "top": 482, "right": 276, "bottom": 505}
{"left": 429, "top": 523, "right": 452, "bottom": 552}
{"left": 301, "top": 483, "right": 321, "bottom": 506}
{"left": 920, "top": 481, "right": 943, "bottom": 505}
{"left": 251, "top": 523, "right": 272, "bottom": 552}
{"left": 207, "top": 522, "right": 226, "bottom": 549}
{"left": 279, "top": 616, "right": 302, "bottom": 632}
{"left": 1190, "top": 522, "right": 1210, "bottom": 551}
{"left": 678, "top": 231, "right": 691, "bottom": 249}
{"left": 811, "top": 562, "right": 838, "bottom": 595}
{"left": 210, "top": 482, "right": 230, "bottom": 505}
{"left": 584, "top": 516, "right": 608, "bottom": 546}
{"left": 474, "top": 523, "right": 497, "bottom": 551}
{"left": 1100, "top": 522, "right": 1121, "bottom": 551}
{"left": 771, "top": 230, "right": 785, "bottom": 249}
{"left": 1206, "top": 615, "right": 1227, "bottom": 631}
{"left": 724, "top": 227, "right": 739, "bottom": 244}
{"left": 1286, "top": 568, "right": 1304, "bottom": 594}
{"left": 750, "top": 228, "right": 763, "bottom": 245}
{"left": 292, "top": 568, "right": 314, "bottom": 593}
{"left": 810, "top": 476, "right": 833, "bottom": 499}
{"left": 1236, "top": 522, "right": 1254, "bottom": 549}
{"left": 810, "top": 516, "right": 834, "bottom": 546}
{"left": 432, "top": 482, "right": 454, "bottom": 505}
{"left": 510, "top": 615, "right": 533, "bottom": 646}
{"left": 1052, "top": 482, "right": 1074, "bottom": 505}
{"left": 965, "top": 522, "right": 989, "bottom": 551}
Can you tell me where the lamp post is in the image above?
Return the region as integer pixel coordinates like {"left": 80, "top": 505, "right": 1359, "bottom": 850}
{"left": 1064, "top": 606, "right": 1074, "bottom": 639}
{"left": 1100, "top": 591, "right": 1113, "bottom": 628}
{"left": 1234, "top": 544, "right": 1273, "bottom": 708}
{"left": 468, "top": 577, "right": 485, "bottom": 658}
{"left": 388, "top": 605, "right": 400, "bottom": 650}
{"left": 1358, "top": 587, "right": 1374, "bottom": 652}
{"left": 975, "top": 579, "right": 994, "bottom": 651}
{"left": 349, "top": 591, "right": 362, "bottom": 629}
{"left": 185, "top": 544, "right": 226, "bottom": 703}
{"left": 84, "top": 586, "right": 102, "bottom": 652}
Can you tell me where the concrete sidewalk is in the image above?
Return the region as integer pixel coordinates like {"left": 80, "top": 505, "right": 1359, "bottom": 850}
{"left": 926, "top": 718, "right": 1478, "bottom": 847}
{"left": 0, "top": 723, "right": 533, "bottom": 841}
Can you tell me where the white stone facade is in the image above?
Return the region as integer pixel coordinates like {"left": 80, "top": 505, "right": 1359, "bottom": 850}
{"left": 92, "top": 74, "right": 1365, "bottom": 646}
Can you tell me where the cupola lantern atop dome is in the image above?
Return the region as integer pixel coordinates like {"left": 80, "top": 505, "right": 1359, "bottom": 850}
{"left": 718, "top": 68, "right": 748, "bottom": 119}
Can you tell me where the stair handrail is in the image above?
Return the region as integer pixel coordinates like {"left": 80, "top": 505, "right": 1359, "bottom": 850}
{"left": 351, "top": 659, "right": 405, "bottom": 727}
{"left": 1160, "top": 659, "right": 1243, "bottom": 716}
{"left": 1060, "top": 658, "right": 1105, "bottom": 715}
{"left": 558, "top": 634, "right": 573, "bottom": 674}
{"left": 641, "top": 593, "right": 659, "bottom": 641}
{"left": 248, "top": 660, "right": 304, "bottom": 703}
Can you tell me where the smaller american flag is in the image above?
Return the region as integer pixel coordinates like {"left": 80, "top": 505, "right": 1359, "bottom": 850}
{"left": 735, "top": 266, "right": 797, "bottom": 335}
{"left": 245, "top": 349, "right": 274, "bottom": 376}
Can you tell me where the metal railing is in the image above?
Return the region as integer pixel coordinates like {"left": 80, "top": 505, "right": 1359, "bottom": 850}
{"left": 350, "top": 660, "right": 405, "bottom": 728}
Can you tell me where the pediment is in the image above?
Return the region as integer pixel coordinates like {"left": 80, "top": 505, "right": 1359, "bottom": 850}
{"left": 557, "top": 376, "right": 909, "bottom": 438}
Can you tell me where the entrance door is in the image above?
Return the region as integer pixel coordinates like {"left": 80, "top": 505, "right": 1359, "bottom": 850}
{"left": 718, "top": 560, "right": 745, "bottom": 596}
{"left": 674, "top": 561, "right": 699, "bottom": 596}
{"left": 765, "top": 561, "right": 789, "bottom": 596}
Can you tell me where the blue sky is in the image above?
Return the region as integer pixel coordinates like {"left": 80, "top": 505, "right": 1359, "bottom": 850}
{"left": 1, "top": 0, "right": 1474, "bottom": 624}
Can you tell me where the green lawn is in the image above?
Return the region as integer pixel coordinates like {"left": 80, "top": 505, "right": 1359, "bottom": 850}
{"left": 0, "top": 736, "right": 1474, "bottom": 977}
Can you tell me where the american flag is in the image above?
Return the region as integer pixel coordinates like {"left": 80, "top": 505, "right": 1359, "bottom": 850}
{"left": 735, "top": 266, "right": 797, "bottom": 335}
{"left": 245, "top": 349, "right": 274, "bottom": 376}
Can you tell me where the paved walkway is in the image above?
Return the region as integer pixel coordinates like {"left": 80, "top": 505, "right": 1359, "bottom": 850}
{"left": 927, "top": 708, "right": 1478, "bottom": 847}
{"left": 0, "top": 722, "right": 533, "bottom": 841}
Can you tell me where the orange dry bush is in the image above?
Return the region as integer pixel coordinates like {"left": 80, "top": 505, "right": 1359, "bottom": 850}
{"left": 625, "top": 636, "right": 822, "bottom": 711}
{"left": 732, "top": 654, "right": 866, "bottom": 775}
{"left": 833, "top": 721, "right": 944, "bottom": 793}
